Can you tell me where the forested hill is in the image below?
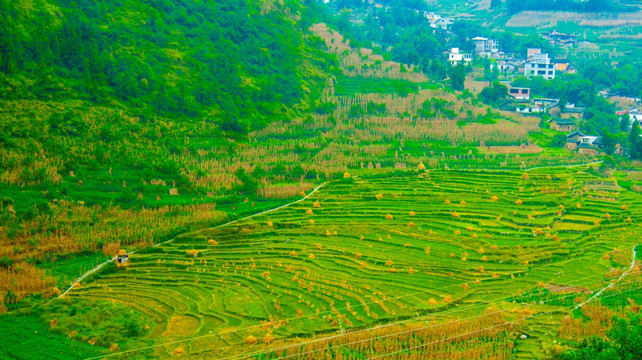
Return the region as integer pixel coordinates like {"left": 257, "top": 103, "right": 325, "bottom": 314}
{"left": 0, "top": 0, "right": 334, "bottom": 132}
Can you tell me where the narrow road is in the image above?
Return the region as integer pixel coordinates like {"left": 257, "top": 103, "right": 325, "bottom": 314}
{"left": 58, "top": 183, "right": 326, "bottom": 298}
{"left": 575, "top": 245, "right": 638, "bottom": 309}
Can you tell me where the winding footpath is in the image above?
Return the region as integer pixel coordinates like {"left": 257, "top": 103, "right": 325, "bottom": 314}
{"left": 58, "top": 183, "right": 326, "bottom": 299}
{"left": 575, "top": 245, "right": 639, "bottom": 309}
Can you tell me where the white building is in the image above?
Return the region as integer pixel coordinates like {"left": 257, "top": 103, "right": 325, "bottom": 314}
{"left": 524, "top": 52, "right": 556, "bottom": 80}
{"left": 472, "top": 37, "right": 499, "bottom": 57}
{"left": 447, "top": 48, "right": 472, "bottom": 66}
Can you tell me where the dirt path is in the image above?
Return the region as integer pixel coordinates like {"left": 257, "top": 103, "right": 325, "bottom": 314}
{"left": 575, "top": 245, "right": 638, "bottom": 309}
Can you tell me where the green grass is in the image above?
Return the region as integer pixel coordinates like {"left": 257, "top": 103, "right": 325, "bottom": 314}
{"left": 43, "top": 167, "right": 642, "bottom": 358}
{"left": 0, "top": 314, "right": 104, "bottom": 360}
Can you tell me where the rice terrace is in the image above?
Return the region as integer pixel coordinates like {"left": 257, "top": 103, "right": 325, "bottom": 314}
{"left": 53, "top": 166, "right": 642, "bottom": 359}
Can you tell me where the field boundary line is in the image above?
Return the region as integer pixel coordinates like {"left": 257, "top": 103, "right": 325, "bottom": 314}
{"left": 58, "top": 182, "right": 326, "bottom": 299}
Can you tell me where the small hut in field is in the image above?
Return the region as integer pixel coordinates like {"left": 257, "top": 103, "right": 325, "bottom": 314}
{"left": 117, "top": 250, "right": 129, "bottom": 264}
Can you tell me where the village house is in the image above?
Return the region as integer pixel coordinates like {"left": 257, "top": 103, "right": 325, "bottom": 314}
{"left": 506, "top": 85, "right": 530, "bottom": 100}
{"left": 566, "top": 130, "right": 585, "bottom": 150}
{"left": 447, "top": 48, "right": 472, "bottom": 66}
{"left": 541, "top": 30, "right": 579, "bottom": 47}
{"left": 561, "top": 105, "right": 585, "bottom": 121}
{"left": 472, "top": 36, "right": 500, "bottom": 57}
{"left": 566, "top": 130, "right": 602, "bottom": 155}
{"left": 524, "top": 50, "right": 556, "bottom": 80}
{"left": 550, "top": 118, "right": 576, "bottom": 132}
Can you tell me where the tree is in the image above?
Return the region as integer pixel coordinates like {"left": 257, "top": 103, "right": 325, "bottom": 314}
{"left": 479, "top": 83, "right": 508, "bottom": 105}
{"left": 628, "top": 121, "right": 642, "bottom": 159}
{"left": 450, "top": 64, "right": 466, "bottom": 91}
{"left": 620, "top": 113, "right": 631, "bottom": 133}
{"left": 490, "top": 0, "right": 502, "bottom": 9}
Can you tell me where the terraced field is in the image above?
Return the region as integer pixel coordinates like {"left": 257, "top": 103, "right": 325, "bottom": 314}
{"left": 63, "top": 167, "right": 642, "bottom": 359}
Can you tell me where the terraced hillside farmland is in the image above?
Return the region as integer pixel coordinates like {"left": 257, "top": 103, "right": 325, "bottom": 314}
{"left": 61, "top": 167, "right": 642, "bottom": 359}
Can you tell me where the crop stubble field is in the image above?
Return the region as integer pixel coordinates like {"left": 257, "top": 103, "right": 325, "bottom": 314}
{"left": 55, "top": 166, "right": 642, "bottom": 359}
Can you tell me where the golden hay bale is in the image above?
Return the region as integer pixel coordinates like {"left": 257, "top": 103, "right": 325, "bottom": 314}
{"left": 576, "top": 203, "right": 582, "bottom": 209}
{"left": 453, "top": 229, "right": 461, "bottom": 235}
{"left": 621, "top": 204, "right": 628, "bottom": 210}
{"left": 377, "top": 236, "right": 383, "bottom": 242}
{"left": 385, "top": 214, "right": 393, "bottom": 220}
{"left": 385, "top": 259, "right": 394, "bottom": 266}
{"left": 461, "top": 256, "right": 467, "bottom": 261}
{"left": 443, "top": 295, "right": 453, "bottom": 304}
{"left": 360, "top": 262, "right": 366, "bottom": 269}
{"left": 409, "top": 210, "right": 416, "bottom": 216}
{"left": 418, "top": 163, "right": 426, "bottom": 170}
{"left": 386, "top": 234, "right": 391, "bottom": 239}
{"left": 267, "top": 221, "right": 273, "bottom": 227}
{"left": 315, "top": 244, "right": 323, "bottom": 250}
{"left": 478, "top": 247, "right": 485, "bottom": 254}
{"left": 309, "top": 219, "right": 315, "bottom": 224}
{"left": 390, "top": 267, "right": 397, "bottom": 273}
{"left": 356, "top": 253, "right": 362, "bottom": 259}
{"left": 626, "top": 217, "right": 633, "bottom": 223}
{"left": 528, "top": 214, "right": 534, "bottom": 220}
{"left": 602, "top": 253, "right": 611, "bottom": 260}
{"left": 289, "top": 251, "right": 298, "bottom": 257}
{"left": 522, "top": 173, "right": 529, "bottom": 180}
{"left": 404, "top": 243, "right": 411, "bottom": 248}
{"left": 462, "top": 283, "right": 470, "bottom": 290}
{"left": 408, "top": 267, "right": 416, "bottom": 274}
{"left": 515, "top": 199, "right": 523, "bottom": 205}
{"left": 88, "top": 338, "right": 97, "bottom": 345}
{"left": 460, "top": 200, "right": 466, "bottom": 206}
{"left": 452, "top": 211, "right": 460, "bottom": 218}
{"left": 492, "top": 272, "right": 499, "bottom": 279}
{"left": 187, "top": 249, "right": 199, "bottom": 257}
{"left": 156, "top": 195, "right": 161, "bottom": 201}
{"left": 173, "top": 347, "right": 185, "bottom": 356}
{"left": 444, "top": 199, "right": 451, "bottom": 205}
{"left": 534, "top": 228, "right": 544, "bottom": 236}
{"left": 491, "top": 195, "right": 499, "bottom": 202}
{"left": 605, "top": 213, "right": 611, "bottom": 220}
{"left": 547, "top": 175, "right": 552, "bottom": 180}
{"left": 477, "top": 266, "right": 484, "bottom": 273}
{"left": 169, "top": 188, "right": 179, "bottom": 196}
{"left": 308, "top": 254, "right": 316, "bottom": 259}
{"left": 245, "top": 335, "right": 257, "bottom": 345}
{"left": 306, "top": 209, "right": 314, "bottom": 215}
{"left": 50, "top": 318, "right": 58, "bottom": 328}
{"left": 594, "top": 220, "right": 600, "bottom": 226}
{"left": 332, "top": 231, "right": 337, "bottom": 236}
{"left": 425, "top": 246, "right": 431, "bottom": 254}
{"left": 481, "top": 255, "right": 488, "bottom": 261}
{"left": 449, "top": 253, "right": 455, "bottom": 258}
{"left": 428, "top": 298, "right": 438, "bottom": 306}
{"left": 110, "top": 343, "right": 120, "bottom": 353}
{"left": 466, "top": 226, "right": 474, "bottom": 232}
{"left": 207, "top": 239, "right": 218, "bottom": 246}
{"left": 313, "top": 200, "right": 321, "bottom": 208}
{"left": 263, "top": 333, "right": 275, "bottom": 344}
{"left": 375, "top": 194, "right": 383, "bottom": 200}
{"left": 407, "top": 222, "right": 416, "bottom": 227}
{"left": 359, "top": 235, "right": 364, "bottom": 240}
{"left": 523, "top": 260, "right": 529, "bottom": 266}
{"left": 343, "top": 172, "right": 351, "bottom": 178}
{"left": 537, "top": 281, "right": 546, "bottom": 288}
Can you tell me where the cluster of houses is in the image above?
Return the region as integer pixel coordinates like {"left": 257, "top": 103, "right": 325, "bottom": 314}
{"left": 446, "top": 29, "right": 579, "bottom": 78}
